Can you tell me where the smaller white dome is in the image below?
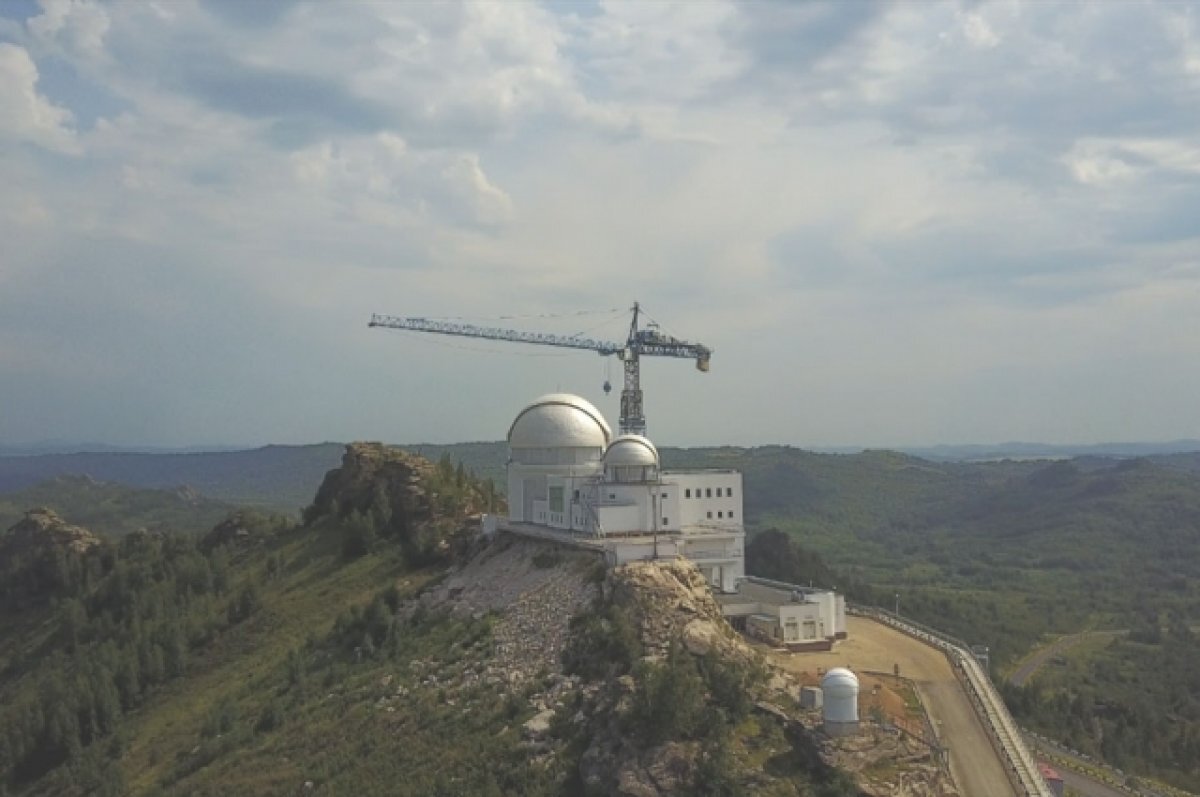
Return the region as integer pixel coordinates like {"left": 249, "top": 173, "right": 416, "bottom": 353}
{"left": 821, "top": 668, "right": 860, "bottom": 695}
{"left": 604, "top": 435, "right": 659, "bottom": 467}
{"left": 821, "top": 667, "right": 859, "bottom": 728}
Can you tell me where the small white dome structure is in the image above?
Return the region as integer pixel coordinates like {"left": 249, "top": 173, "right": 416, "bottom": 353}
{"left": 821, "top": 668, "right": 860, "bottom": 736}
{"left": 604, "top": 435, "right": 659, "bottom": 483}
{"left": 508, "top": 393, "right": 612, "bottom": 450}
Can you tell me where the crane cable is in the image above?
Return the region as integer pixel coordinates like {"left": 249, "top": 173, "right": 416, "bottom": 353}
{"left": 421, "top": 307, "right": 623, "bottom": 322}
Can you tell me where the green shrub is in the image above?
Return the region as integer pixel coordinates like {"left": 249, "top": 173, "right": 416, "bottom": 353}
{"left": 628, "top": 642, "right": 705, "bottom": 744}
{"left": 562, "top": 603, "right": 642, "bottom": 679}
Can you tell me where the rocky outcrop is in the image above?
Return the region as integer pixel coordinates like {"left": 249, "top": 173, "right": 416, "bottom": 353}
{"left": 607, "top": 559, "right": 756, "bottom": 665}
{"left": 305, "top": 442, "right": 435, "bottom": 527}
{"left": 2, "top": 507, "right": 102, "bottom": 556}
{"left": 0, "top": 508, "right": 107, "bottom": 607}
{"left": 202, "top": 513, "right": 251, "bottom": 550}
{"left": 575, "top": 559, "right": 773, "bottom": 796}
{"left": 825, "top": 726, "right": 958, "bottom": 796}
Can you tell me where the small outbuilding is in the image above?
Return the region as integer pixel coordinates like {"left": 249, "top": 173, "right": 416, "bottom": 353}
{"left": 821, "top": 667, "right": 860, "bottom": 737}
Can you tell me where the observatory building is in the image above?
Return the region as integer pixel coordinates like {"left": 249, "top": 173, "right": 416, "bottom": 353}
{"left": 495, "top": 392, "right": 846, "bottom": 645}
{"left": 502, "top": 393, "right": 745, "bottom": 592}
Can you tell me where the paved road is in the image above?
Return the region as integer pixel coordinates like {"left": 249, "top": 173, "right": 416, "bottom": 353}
{"left": 767, "top": 616, "right": 1018, "bottom": 797}
{"left": 1051, "top": 762, "right": 1130, "bottom": 797}
{"left": 1031, "top": 739, "right": 1172, "bottom": 797}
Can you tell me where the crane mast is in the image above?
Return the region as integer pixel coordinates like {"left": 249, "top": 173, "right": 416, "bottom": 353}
{"left": 368, "top": 302, "right": 710, "bottom": 437}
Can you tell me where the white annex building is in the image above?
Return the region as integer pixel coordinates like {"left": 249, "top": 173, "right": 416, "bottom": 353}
{"left": 501, "top": 393, "right": 745, "bottom": 593}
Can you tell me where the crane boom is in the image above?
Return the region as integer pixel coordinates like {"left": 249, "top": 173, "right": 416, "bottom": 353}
{"left": 368, "top": 302, "right": 710, "bottom": 437}
{"left": 367, "top": 315, "right": 623, "bottom": 356}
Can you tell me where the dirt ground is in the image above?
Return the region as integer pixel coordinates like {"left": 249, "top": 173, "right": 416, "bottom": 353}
{"left": 765, "top": 616, "right": 1019, "bottom": 797}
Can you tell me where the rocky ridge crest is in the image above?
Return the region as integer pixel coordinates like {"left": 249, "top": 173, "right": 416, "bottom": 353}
{"left": 1, "top": 507, "right": 103, "bottom": 556}
{"left": 305, "top": 442, "right": 435, "bottom": 525}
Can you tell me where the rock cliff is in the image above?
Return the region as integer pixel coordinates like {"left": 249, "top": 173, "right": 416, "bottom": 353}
{"left": 305, "top": 442, "right": 436, "bottom": 526}
{"left": 1, "top": 507, "right": 103, "bottom": 556}
{"left": 0, "top": 508, "right": 107, "bottom": 608}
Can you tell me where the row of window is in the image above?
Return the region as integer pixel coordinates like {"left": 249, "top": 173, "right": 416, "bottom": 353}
{"left": 661, "top": 509, "right": 735, "bottom": 526}
{"left": 684, "top": 486, "right": 734, "bottom": 499}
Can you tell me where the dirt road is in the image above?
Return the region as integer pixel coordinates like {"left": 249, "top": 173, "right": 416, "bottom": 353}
{"left": 767, "top": 615, "right": 1018, "bottom": 797}
{"left": 1008, "top": 630, "right": 1126, "bottom": 687}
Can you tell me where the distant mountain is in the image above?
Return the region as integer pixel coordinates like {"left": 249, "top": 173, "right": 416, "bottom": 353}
{"left": 899, "top": 439, "right": 1200, "bottom": 461}
{"left": 0, "top": 444, "right": 346, "bottom": 512}
{"left": 0, "top": 442, "right": 247, "bottom": 456}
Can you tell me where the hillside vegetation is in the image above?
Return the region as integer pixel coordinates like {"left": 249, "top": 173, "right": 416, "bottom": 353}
{"left": 0, "top": 444, "right": 857, "bottom": 796}
{"left": 0, "top": 476, "right": 233, "bottom": 539}
{"left": 6, "top": 439, "right": 1200, "bottom": 788}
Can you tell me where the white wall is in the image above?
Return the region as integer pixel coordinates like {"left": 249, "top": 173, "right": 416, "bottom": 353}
{"left": 778, "top": 603, "right": 825, "bottom": 640}
{"left": 507, "top": 447, "right": 603, "bottom": 523}
{"left": 665, "top": 472, "right": 743, "bottom": 530}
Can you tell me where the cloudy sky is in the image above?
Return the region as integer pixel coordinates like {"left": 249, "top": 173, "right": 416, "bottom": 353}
{"left": 2, "top": 0, "right": 1200, "bottom": 449}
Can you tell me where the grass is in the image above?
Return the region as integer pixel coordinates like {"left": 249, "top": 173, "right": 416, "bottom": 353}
{"left": 118, "top": 530, "right": 435, "bottom": 793}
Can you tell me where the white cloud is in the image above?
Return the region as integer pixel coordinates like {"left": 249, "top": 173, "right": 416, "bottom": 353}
{"left": 1064, "top": 139, "right": 1141, "bottom": 185}
{"left": 961, "top": 11, "right": 1001, "bottom": 48}
{"left": 1066, "top": 137, "right": 1200, "bottom": 184}
{"left": 27, "top": 0, "right": 110, "bottom": 61}
{"left": 288, "top": 134, "right": 512, "bottom": 228}
{"left": 0, "top": 43, "right": 80, "bottom": 154}
{"left": 2, "top": 1, "right": 1200, "bottom": 446}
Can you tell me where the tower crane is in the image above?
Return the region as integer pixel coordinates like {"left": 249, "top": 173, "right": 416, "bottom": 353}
{"left": 368, "top": 302, "right": 711, "bottom": 437}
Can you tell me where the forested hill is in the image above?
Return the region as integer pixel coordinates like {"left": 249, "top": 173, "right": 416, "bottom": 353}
{"left": 0, "top": 445, "right": 858, "bottom": 796}
{"left": 0, "top": 476, "right": 234, "bottom": 539}
{"left": 0, "top": 443, "right": 503, "bottom": 513}
{"left": 5, "top": 438, "right": 1199, "bottom": 519}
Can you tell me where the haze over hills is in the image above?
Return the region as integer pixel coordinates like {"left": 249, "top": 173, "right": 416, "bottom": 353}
{"left": 4, "top": 439, "right": 1200, "bottom": 514}
{"left": 0, "top": 445, "right": 347, "bottom": 512}
{"left": 8, "top": 438, "right": 1200, "bottom": 460}
{"left": 3, "top": 439, "right": 1200, "bottom": 789}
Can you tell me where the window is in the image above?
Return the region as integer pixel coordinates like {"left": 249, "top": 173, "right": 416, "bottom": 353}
{"left": 706, "top": 488, "right": 712, "bottom": 498}
{"left": 661, "top": 492, "right": 668, "bottom": 498}
{"left": 730, "top": 511, "right": 735, "bottom": 519}
{"left": 706, "top": 511, "right": 712, "bottom": 519}
{"left": 662, "top": 517, "right": 669, "bottom": 526}
{"left": 728, "top": 487, "right": 735, "bottom": 497}
{"left": 718, "top": 511, "right": 724, "bottom": 519}
{"left": 573, "top": 489, "right": 579, "bottom": 500}
{"left": 685, "top": 489, "right": 691, "bottom": 498}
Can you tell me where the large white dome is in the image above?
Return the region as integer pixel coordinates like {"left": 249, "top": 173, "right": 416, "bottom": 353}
{"left": 604, "top": 435, "right": 659, "bottom": 467}
{"left": 508, "top": 393, "right": 612, "bottom": 449}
